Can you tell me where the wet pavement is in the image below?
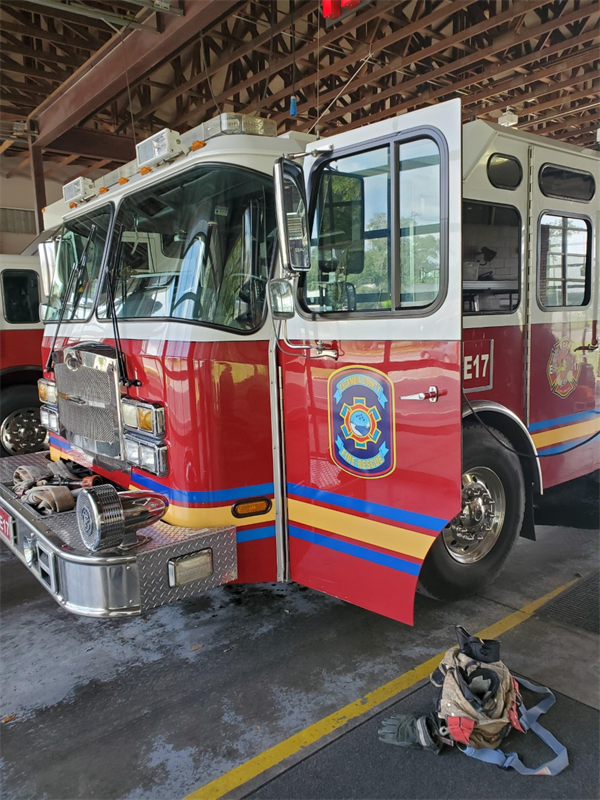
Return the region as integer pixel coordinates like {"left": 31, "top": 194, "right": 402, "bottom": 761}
{"left": 0, "top": 475, "right": 598, "bottom": 800}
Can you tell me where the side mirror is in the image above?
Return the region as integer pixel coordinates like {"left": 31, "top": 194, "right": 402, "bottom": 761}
{"left": 268, "top": 278, "right": 295, "bottom": 320}
{"left": 273, "top": 158, "right": 311, "bottom": 273}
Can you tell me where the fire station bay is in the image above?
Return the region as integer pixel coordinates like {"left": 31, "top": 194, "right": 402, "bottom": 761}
{"left": 0, "top": 2, "right": 598, "bottom": 799}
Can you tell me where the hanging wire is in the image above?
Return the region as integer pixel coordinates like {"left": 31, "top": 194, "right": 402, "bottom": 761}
{"left": 260, "top": 0, "right": 277, "bottom": 103}
{"left": 103, "top": 17, "right": 138, "bottom": 146}
{"left": 307, "top": 51, "right": 371, "bottom": 134}
{"left": 316, "top": 5, "right": 321, "bottom": 137}
{"left": 201, "top": 30, "right": 221, "bottom": 114}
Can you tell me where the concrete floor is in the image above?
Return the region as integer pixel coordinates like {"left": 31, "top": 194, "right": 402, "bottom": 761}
{"left": 0, "top": 476, "right": 598, "bottom": 800}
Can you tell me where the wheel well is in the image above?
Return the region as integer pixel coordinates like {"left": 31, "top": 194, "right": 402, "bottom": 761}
{"left": 0, "top": 367, "right": 42, "bottom": 390}
{"left": 462, "top": 405, "right": 542, "bottom": 496}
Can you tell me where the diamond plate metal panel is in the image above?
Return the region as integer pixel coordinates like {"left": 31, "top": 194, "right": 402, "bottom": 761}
{"left": 1, "top": 452, "right": 239, "bottom": 613}
{"left": 136, "top": 524, "right": 238, "bottom": 610}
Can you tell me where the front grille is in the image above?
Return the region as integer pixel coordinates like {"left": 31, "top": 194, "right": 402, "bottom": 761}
{"left": 54, "top": 344, "right": 122, "bottom": 460}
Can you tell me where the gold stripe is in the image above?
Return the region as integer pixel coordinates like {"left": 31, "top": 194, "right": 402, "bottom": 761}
{"left": 183, "top": 578, "right": 577, "bottom": 800}
{"left": 124, "top": 487, "right": 276, "bottom": 529}
{"left": 532, "top": 418, "right": 599, "bottom": 449}
{"left": 288, "top": 498, "right": 434, "bottom": 560}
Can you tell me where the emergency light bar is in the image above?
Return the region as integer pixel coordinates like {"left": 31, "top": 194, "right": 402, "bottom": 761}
{"left": 199, "top": 113, "right": 277, "bottom": 141}
{"left": 136, "top": 128, "right": 187, "bottom": 170}
{"left": 62, "top": 177, "right": 97, "bottom": 205}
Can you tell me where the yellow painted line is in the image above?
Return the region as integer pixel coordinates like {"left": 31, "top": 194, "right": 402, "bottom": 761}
{"left": 532, "top": 418, "right": 599, "bottom": 449}
{"left": 288, "top": 497, "right": 433, "bottom": 560}
{"left": 183, "top": 578, "right": 577, "bottom": 800}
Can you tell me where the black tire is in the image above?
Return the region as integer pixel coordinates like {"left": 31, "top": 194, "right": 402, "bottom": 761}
{"left": 418, "top": 420, "right": 525, "bottom": 601}
{"left": 0, "top": 385, "right": 46, "bottom": 457}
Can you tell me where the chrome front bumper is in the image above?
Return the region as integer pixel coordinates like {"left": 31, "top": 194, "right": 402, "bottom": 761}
{"left": 0, "top": 453, "right": 237, "bottom": 618}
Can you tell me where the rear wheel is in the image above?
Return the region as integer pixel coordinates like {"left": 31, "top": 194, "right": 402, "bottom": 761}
{"left": 418, "top": 421, "right": 525, "bottom": 601}
{"left": 0, "top": 385, "right": 47, "bottom": 457}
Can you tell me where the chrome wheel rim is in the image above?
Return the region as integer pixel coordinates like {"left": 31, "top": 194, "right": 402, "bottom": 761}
{"left": 443, "top": 467, "right": 506, "bottom": 564}
{"left": 0, "top": 407, "right": 47, "bottom": 455}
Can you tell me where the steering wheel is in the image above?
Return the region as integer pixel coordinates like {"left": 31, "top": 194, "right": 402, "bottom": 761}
{"left": 171, "top": 291, "right": 202, "bottom": 315}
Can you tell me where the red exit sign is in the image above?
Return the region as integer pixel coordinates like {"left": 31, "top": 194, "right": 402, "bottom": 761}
{"left": 323, "top": 0, "right": 371, "bottom": 22}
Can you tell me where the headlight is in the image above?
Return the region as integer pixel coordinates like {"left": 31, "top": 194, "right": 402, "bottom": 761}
{"left": 124, "top": 435, "right": 167, "bottom": 476}
{"left": 38, "top": 379, "right": 57, "bottom": 405}
{"left": 125, "top": 438, "right": 140, "bottom": 465}
{"left": 121, "top": 399, "right": 165, "bottom": 436}
{"left": 40, "top": 405, "right": 59, "bottom": 432}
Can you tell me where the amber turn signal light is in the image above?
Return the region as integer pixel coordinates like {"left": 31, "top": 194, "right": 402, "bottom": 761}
{"left": 232, "top": 498, "right": 272, "bottom": 518}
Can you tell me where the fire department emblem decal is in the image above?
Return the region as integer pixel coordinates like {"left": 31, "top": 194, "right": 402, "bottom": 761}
{"left": 328, "top": 366, "right": 396, "bottom": 478}
{"left": 547, "top": 338, "right": 581, "bottom": 398}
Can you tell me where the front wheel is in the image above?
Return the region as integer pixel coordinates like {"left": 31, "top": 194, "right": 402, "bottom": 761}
{"left": 0, "top": 385, "right": 47, "bottom": 457}
{"left": 418, "top": 421, "right": 525, "bottom": 601}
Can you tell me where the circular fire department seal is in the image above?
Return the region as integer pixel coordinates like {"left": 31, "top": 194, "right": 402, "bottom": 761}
{"left": 327, "top": 366, "right": 396, "bottom": 479}
{"left": 547, "top": 338, "right": 581, "bottom": 399}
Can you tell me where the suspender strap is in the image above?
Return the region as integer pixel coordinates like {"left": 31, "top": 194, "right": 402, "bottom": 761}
{"left": 460, "top": 677, "right": 568, "bottom": 776}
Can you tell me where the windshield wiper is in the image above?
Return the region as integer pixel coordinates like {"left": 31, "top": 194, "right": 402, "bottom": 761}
{"left": 45, "top": 224, "right": 96, "bottom": 373}
{"left": 106, "top": 224, "right": 141, "bottom": 388}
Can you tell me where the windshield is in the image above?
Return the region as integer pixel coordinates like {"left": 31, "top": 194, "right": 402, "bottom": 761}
{"left": 44, "top": 206, "right": 112, "bottom": 321}
{"left": 98, "top": 165, "right": 276, "bottom": 331}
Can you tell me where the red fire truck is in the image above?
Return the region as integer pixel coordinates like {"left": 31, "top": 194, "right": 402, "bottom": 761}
{"left": 0, "top": 254, "right": 48, "bottom": 457}
{"left": 0, "top": 101, "right": 597, "bottom": 621}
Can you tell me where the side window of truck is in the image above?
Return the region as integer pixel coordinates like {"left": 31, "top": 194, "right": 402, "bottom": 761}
{"left": 1, "top": 269, "right": 40, "bottom": 324}
{"left": 538, "top": 213, "right": 591, "bottom": 308}
{"left": 303, "top": 136, "right": 441, "bottom": 314}
{"left": 462, "top": 201, "right": 520, "bottom": 314}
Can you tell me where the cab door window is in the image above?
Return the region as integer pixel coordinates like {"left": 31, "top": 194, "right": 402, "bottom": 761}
{"left": 538, "top": 213, "right": 591, "bottom": 308}
{"left": 302, "top": 137, "right": 441, "bottom": 314}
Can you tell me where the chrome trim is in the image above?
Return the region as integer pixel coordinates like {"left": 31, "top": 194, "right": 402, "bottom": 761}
{"left": 121, "top": 398, "right": 166, "bottom": 437}
{"left": 268, "top": 336, "right": 289, "bottom": 583}
{"left": 461, "top": 400, "right": 543, "bottom": 494}
{"left": 54, "top": 342, "right": 124, "bottom": 461}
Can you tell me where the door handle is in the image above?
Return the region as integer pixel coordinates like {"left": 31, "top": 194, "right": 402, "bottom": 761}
{"left": 575, "top": 344, "right": 598, "bottom": 352}
{"left": 399, "top": 385, "right": 447, "bottom": 403}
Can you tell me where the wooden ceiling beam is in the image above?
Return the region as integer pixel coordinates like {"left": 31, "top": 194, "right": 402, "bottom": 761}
{"left": 0, "top": 40, "right": 88, "bottom": 68}
{"left": 298, "top": 2, "right": 595, "bottom": 130}
{"left": 532, "top": 109, "right": 599, "bottom": 134}
{"left": 31, "top": 0, "right": 241, "bottom": 149}
{"left": 8, "top": 0, "right": 138, "bottom": 32}
{"left": 0, "top": 20, "right": 102, "bottom": 50}
{"left": 463, "top": 49, "right": 596, "bottom": 113}
{"left": 174, "top": 0, "right": 477, "bottom": 128}
{"left": 0, "top": 92, "right": 39, "bottom": 109}
{"left": 519, "top": 99, "right": 600, "bottom": 128}
{"left": 0, "top": 75, "right": 50, "bottom": 97}
{"left": 6, "top": 152, "right": 33, "bottom": 179}
{"left": 478, "top": 71, "right": 600, "bottom": 119}
{"left": 324, "top": 27, "right": 599, "bottom": 134}
{"left": 517, "top": 81, "right": 600, "bottom": 120}
{"left": 136, "top": 0, "right": 319, "bottom": 124}
{"left": 0, "top": 58, "right": 70, "bottom": 82}
{"left": 273, "top": 0, "right": 550, "bottom": 125}
{"left": 68, "top": 158, "right": 112, "bottom": 181}
{"left": 43, "top": 153, "right": 78, "bottom": 179}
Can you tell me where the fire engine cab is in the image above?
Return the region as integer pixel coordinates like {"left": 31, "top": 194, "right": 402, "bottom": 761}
{"left": 0, "top": 100, "right": 597, "bottom": 623}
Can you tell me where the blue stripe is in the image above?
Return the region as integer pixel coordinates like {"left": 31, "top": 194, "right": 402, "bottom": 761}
{"left": 289, "top": 525, "right": 421, "bottom": 576}
{"left": 528, "top": 410, "right": 599, "bottom": 433}
{"left": 287, "top": 483, "right": 446, "bottom": 532}
{"left": 131, "top": 471, "right": 274, "bottom": 504}
{"left": 236, "top": 525, "right": 276, "bottom": 543}
{"left": 49, "top": 434, "right": 71, "bottom": 452}
{"left": 538, "top": 436, "right": 595, "bottom": 455}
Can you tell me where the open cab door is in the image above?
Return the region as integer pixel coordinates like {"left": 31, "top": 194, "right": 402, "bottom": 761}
{"left": 272, "top": 100, "right": 463, "bottom": 624}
